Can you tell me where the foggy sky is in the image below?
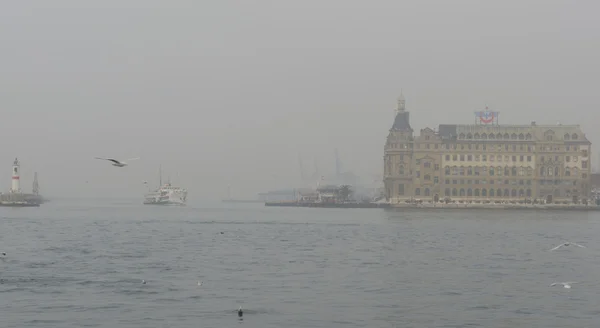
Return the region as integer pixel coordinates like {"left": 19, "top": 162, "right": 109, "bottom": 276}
{"left": 1, "top": 0, "right": 599, "bottom": 200}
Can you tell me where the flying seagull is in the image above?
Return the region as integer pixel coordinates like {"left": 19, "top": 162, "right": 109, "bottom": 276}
{"left": 95, "top": 157, "right": 139, "bottom": 167}
{"left": 549, "top": 242, "right": 586, "bottom": 251}
{"left": 550, "top": 282, "right": 578, "bottom": 289}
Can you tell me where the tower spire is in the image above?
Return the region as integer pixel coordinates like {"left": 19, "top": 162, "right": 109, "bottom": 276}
{"left": 396, "top": 89, "right": 406, "bottom": 114}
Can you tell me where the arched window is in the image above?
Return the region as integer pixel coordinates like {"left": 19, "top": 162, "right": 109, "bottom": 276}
{"left": 425, "top": 188, "right": 430, "bottom": 196}
{"left": 497, "top": 189, "right": 502, "bottom": 197}
{"left": 445, "top": 188, "right": 450, "bottom": 196}
{"left": 474, "top": 189, "right": 480, "bottom": 196}
{"left": 489, "top": 133, "right": 495, "bottom": 140}
{"left": 511, "top": 133, "right": 517, "bottom": 140}
{"left": 519, "top": 189, "right": 525, "bottom": 197}
{"left": 415, "top": 188, "right": 421, "bottom": 196}
{"left": 474, "top": 133, "right": 480, "bottom": 139}
{"left": 399, "top": 165, "right": 404, "bottom": 175}
{"left": 554, "top": 167, "right": 559, "bottom": 176}
{"left": 512, "top": 167, "right": 517, "bottom": 176}
{"left": 496, "top": 133, "right": 502, "bottom": 139}
{"left": 482, "top": 188, "right": 487, "bottom": 197}
{"left": 564, "top": 133, "right": 570, "bottom": 140}
{"left": 467, "top": 188, "right": 473, "bottom": 196}
{"left": 505, "top": 167, "right": 510, "bottom": 176}
{"left": 424, "top": 174, "right": 431, "bottom": 181}
{"left": 511, "top": 189, "right": 517, "bottom": 197}
{"left": 489, "top": 167, "right": 495, "bottom": 176}
{"left": 459, "top": 133, "right": 465, "bottom": 139}
{"left": 467, "top": 133, "right": 473, "bottom": 139}
{"left": 518, "top": 133, "right": 524, "bottom": 140}
{"left": 467, "top": 166, "right": 473, "bottom": 175}
{"left": 566, "top": 167, "right": 571, "bottom": 176}
{"left": 452, "top": 188, "right": 458, "bottom": 196}
{"left": 489, "top": 189, "right": 495, "bottom": 197}
{"left": 504, "top": 189, "right": 510, "bottom": 197}
{"left": 572, "top": 133, "right": 578, "bottom": 140}
{"left": 504, "top": 133, "right": 510, "bottom": 139}
{"left": 547, "top": 167, "right": 553, "bottom": 176}
{"left": 459, "top": 188, "right": 465, "bottom": 196}
{"left": 481, "top": 133, "right": 488, "bottom": 140}
{"left": 526, "top": 133, "right": 532, "bottom": 140}
{"left": 526, "top": 189, "right": 532, "bottom": 197}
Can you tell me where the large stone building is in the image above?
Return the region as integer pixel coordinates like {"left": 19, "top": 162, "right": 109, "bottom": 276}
{"left": 383, "top": 94, "right": 592, "bottom": 204}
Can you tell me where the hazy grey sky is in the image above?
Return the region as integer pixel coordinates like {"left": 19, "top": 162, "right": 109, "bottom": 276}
{"left": 1, "top": 0, "right": 599, "bottom": 200}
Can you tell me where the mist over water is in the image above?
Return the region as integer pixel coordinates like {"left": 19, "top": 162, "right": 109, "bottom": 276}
{"left": 1, "top": 200, "right": 600, "bottom": 327}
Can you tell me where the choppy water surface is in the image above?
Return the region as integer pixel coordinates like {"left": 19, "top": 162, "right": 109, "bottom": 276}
{"left": 1, "top": 199, "right": 600, "bottom": 327}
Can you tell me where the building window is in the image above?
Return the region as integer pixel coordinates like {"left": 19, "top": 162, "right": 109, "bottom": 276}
{"left": 489, "top": 167, "right": 495, "bottom": 176}
{"left": 460, "top": 189, "right": 465, "bottom": 196}
{"left": 399, "top": 165, "right": 404, "bottom": 175}
{"left": 554, "top": 167, "right": 559, "bottom": 176}
{"left": 434, "top": 176, "right": 439, "bottom": 184}
{"left": 467, "top": 188, "right": 473, "bottom": 196}
{"left": 445, "top": 166, "right": 450, "bottom": 175}
{"left": 446, "top": 155, "right": 450, "bottom": 161}
{"left": 467, "top": 155, "right": 472, "bottom": 161}
{"left": 512, "top": 156, "right": 517, "bottom": 162}
{"left": 566, "top": 156, "right": 570, "bottom": 162}
{"left": 540, "top": 167, "right": 545, "bottom": 176}
{"left": 452, "top": 188, "right": 457, "bottom": 196}
{"left": 398, "top": 184, "right": 405, "bottom": 195}
{"left": 416, "top": 171, "right": 421, "bottom": 178}
{"left": 572, "top": 133, "right": 578, "bottom": 140}
{"left": 424, "top": 174, "right": 431, "bottom": 181}
{"left": 424, "top": 162, "right": 431, "bottom": 168}
{"left": 460, "top": 155, "right": 465, "bottom": 161}
{"left": 482, "top": 155, "right": 487, "bottom": 161}
{"left": 566, "top": 168, "right": 571, "bottom": 176}
{"left": 582, "top": 160, "right": 588, "bottom": 169}
{"left": 453, "top": 155, "right": 457, "bottom": 161}
{"left": 520, "top": 155, "right": 524, "bottom": 162}
{"left": 467, "top": 166, "right": 473, "bottom": 175}
{"left": 445, "top": 188, "right": 450, "bottom": 196}
{"left": 527, "top": 156, "right": 532, "bottom": 162}
{"left": 434, "top": 164, "right": 439, "bottom": 170}
{"left": 445, "top": 179, "right": 450, "bottom": 184}
{"left": 425, "top": 188, "right": 430, "bottom": 196}
{"left": 415, "top": 188, "right": 421, "bottom": 196}
{"left": 482, "top": 188, "right": 487, "bottom": 197}
{"left": 512, "top": 167, "right": 517, "bottom": 176}
{"left": 511, "top": 189, "right": 517, "bottom": 197}
{"left": 490, "top": 155, "right": 495, "bottom": 162}
{"left": 474, "top": 189, "right": 480, "bottom": 196}
{"left": 489, "top": 189, "right": 495, "bottom": 197}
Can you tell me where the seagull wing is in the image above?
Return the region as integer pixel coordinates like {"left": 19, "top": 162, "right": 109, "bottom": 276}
{"left": 95, "top": 157, "right": 122, "bottom": 165}
{"left": 549, "top": 244, "right": 564, "bottom": 251}
{"left": 573, "top": 243, "right": 586, "bottom": 248}
{"left": 550, "top": 283, "right": 557, "bottom": 286}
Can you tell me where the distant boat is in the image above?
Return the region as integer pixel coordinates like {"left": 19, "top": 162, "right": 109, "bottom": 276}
{"left": 143, "top": 166, "right": 187, "bottom": 206}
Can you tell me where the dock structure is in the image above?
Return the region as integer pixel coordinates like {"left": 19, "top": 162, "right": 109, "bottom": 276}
{"left": 0, "top": 158, "right": 42, "bottom": 207}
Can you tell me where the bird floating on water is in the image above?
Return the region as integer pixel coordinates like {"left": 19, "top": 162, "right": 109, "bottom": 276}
{"left": 238, "top": 306, "right": 243, "bottom": 317}
{"left": 141, "top": 280, "right": 146, "bottom": 284}
{"left": 551, "top": 282, "right": 578, "bottom": 289}
{"left": 1, "top": 252, "right": 5, "bottom": 256}
{"left": 94, "top": 157, "right": 139, "bottom": 167}
{"left": 549, "top": 242, "right": 586, "bottom": 251}
{"left": 198, "top": 281, "right": 203, "bottom": 286}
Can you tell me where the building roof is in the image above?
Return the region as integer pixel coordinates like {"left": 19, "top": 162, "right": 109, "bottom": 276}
{"left": 438, "top": 123, "right": 589, "bottom": 143}
{"left": 391, "top": 111, "right": 412, "bottom": 131}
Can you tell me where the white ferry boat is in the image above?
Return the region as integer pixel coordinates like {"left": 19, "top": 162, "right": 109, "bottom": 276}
{"left": 143, "top": 166, "right": 187, "bottom": 206}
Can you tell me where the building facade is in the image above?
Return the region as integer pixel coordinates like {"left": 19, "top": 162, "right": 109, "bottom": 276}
{"left": 383, "top": 95, "right": 592, "bottom": 204}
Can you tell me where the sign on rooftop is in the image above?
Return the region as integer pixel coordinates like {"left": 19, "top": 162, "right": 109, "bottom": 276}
{"left": 474, "top": 106, "right": 499, "bottom": 125}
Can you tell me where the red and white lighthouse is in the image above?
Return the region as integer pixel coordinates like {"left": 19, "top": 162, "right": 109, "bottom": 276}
{"left": 11, "top": 158, "right": 20, "bottom": 193}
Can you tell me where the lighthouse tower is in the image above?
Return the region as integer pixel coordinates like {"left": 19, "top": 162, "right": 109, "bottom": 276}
{"left": 11, "top": 158, "right": 20, "bottom": 193}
